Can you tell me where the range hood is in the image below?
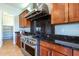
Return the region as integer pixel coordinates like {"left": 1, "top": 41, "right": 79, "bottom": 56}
{"left": 25, "top": 3, "right": 50, "bottom": 21}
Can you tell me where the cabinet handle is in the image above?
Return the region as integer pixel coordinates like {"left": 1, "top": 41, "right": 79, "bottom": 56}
{"left": 52, "top": 52, "right": 53, "bottom": 56}
{"left": 48, "top": 52, "right": 50, "bottom": 56}
{"left": 48, "top": 51, "right": 51, "bottom": 56}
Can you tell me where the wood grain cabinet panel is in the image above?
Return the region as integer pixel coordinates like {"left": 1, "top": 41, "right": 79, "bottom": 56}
{"left": 16, "top": 33, "right": 21, "bottom": 48}
{"left": 26, "top": 19, "right": 31, "bottom": 27}
{"left": 69, "top": 3, "right": 79, "bottom": 22}
{"left": 51, "top": 3, "right": 79, "bottom": 24}
{"left": 73, "top": 50, "right": 79, "bottom": 56}
{"left": 51, "top": 51, "right": 65, "bottom": 56}
{"left": 40, "top": 41, "right": 51, "bottom": 48}
{"left": 19, "top": 10, "right": 31, "bottom": 28}
{"left": 40, "top": 41, "right": 73, "bottom": 56}
{"left": 53, "top": 44, "right": 72, "bottom": 56}
{"left": 40, "top": 46, "right": 51, "bottom": 56}
{"left": 51, "top": 3, "right": 68, "bottom": 24}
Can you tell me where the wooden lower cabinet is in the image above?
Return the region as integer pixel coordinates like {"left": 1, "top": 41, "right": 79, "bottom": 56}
{"left": 51, "top": 51, "right": 65, "bottom": 56}
{"left": 40, "top": 40, "right": 73, "bottom": 56}
{"left": 40, "top": 41, "right": 79, "bottom": 56}
{"left": 73, "top": 50, "right": 79, "bottom": 56}
{"left": 53, "top": 44, "right": 72, "bottom": 56}
{"left": 40, "top": 46, "right": 51, "bottom": 56}
{"left": 16, "top": 33, "right": 21, "bottom": 48}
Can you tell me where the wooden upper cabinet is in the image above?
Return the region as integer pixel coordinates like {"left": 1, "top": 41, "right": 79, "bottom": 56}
{"left": 73, "top": 50, "right": 79, "bottom": 56}
{"left": 51, "top": 3, "right": 79, "bottom": 24}
{"left": 51, "top": 3, "right": 68, "bottom": 24}
{"left": 19, "top": 14, "right": 23, "bottom": 27}
{"left": 27, "top": 19, "right": 31, "bottom": 27}
{"left": 69, "top": 3, "right": 79, "bottom": 22}
{"left": 19, "top": 10, "right": 31, "bottom": 28}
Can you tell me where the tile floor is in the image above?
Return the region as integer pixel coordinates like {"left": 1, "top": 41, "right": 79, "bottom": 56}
{"left": 0, "top": 40, "right": 24, "bottom": 56}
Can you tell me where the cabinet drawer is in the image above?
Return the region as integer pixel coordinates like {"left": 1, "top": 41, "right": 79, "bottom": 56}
{"left": 40, "top": 41, "right": 51, "bottom": 48}
{"left": 53, "top": 44, "right": 72, "bottom": 56}
{"left": 50, "top": 43, "right": 56, "bottom": 49}
{"left": 51, "top": 51, "right": 65, "bottom": 56}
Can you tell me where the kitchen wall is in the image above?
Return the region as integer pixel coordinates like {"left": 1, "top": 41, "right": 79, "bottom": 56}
{"left": 14, "top": 16, "right": 19, "bottom": 32}
{"left": 0, "top": 10, "right": 3, "bottom": 47}
{"left": 55, "top": 23, "right": 79, "bottom": 36}
{"left": 3, "top": 12, "right": 14, "bottom": 26}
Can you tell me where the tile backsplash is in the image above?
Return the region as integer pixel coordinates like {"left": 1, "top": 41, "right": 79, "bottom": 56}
{"left": 55, "top": 23, "right": 79, "bottom": 36}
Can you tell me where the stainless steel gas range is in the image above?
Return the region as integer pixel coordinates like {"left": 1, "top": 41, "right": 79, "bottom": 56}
{"left": 20, "top": 35, "right": 37, "bottom": 56}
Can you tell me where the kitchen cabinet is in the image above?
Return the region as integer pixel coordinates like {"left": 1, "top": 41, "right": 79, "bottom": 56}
{"left": 27, "top": 19, "right": 31, "bottom": 27}
{"left": 19, "top": 10, "right": 31, "bottom": 28}
{"left": 40, "top": 40, "right": 72, "bottom": 56}
{"left": 69, "top": 3, "right": 79, "bottom": 22}
{"left": 52, "top": 44, "right": 72, "bottom": 56}
{"left": 51, "top": 3, "right": 79, "bottom": 24}
{"left": 73, "top": 50, "right": 79, "bottom": 56}
{"left": 40, "top": 46, "right": 51, "bottom": 56}
{"left": 51, "top": 3, "right": 68, "bottom": 24}
{"left": 16, "top": 32, "right": 21, "bottom": 48}
{"left": 40, "top": 41, "right": 51, "bottom": 56}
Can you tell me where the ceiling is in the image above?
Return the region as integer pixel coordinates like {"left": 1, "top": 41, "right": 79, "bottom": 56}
{"left": 5, "top": 3, "right": 30, "bottom": 10}
{"left": 0, "top": 3, "right": 30, "bottom": 15}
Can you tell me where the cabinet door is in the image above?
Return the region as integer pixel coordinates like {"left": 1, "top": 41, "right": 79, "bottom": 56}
{"left": 40, "top": 46, "right": 51, "bottom": 56}
{"left": 22, "top": 11, "right": 27, "bottom": 27}
{"left": 23, "top": 17, "right": 27, "bottom": 27}
{"left": 69, "top": 3, "right": 79, "bottom": 22}
{"left": 51, "top": 3, "right": 68, "bottom": 24}
{"left": 51, "top": 51, "right": 65, "bottom": 56}
{"left": 53, "top": 44, "right": 72, "bottom": 56}
{"left": 19, "top": 11, "right": 29, "bottom": 28}
{"left": 19, "top": 15, "right": 23, "bottom": 27}
{"left": 26, "top": 19, "right": 31, "bottom": 27}
{"left": 16, "top": 34, "right": 21, "bottom": 48}
{"left": 73, "top": 50, "right": 79, "bottom": 56}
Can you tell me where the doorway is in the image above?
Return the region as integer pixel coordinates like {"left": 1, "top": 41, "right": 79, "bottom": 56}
{"left": 2, "top": 26, "right": 13, "bottom": 45}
